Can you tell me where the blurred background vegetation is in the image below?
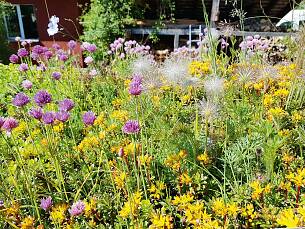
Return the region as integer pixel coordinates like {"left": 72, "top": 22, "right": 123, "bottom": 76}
{"left": 0, "top": 0, "right": 13, "bottom": 64}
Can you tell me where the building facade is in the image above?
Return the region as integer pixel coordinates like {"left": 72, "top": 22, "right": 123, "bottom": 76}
{"left": 4, "top": 0, "right": 89, "bottom": 51}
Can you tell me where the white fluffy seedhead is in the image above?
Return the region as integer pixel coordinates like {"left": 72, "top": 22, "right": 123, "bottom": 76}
{"left": 204, "top": 76, "right": 225, "bottom": 97}
{"left": 161, "top": 58, "right": 192, "bottom": 86}
{"left": 198, "top": 99, "right": 218, "bottom": 122}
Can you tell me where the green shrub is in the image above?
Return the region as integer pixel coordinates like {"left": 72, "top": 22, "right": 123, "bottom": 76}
{"left": 80, "top": 0, "right": 143, "bottom": 59}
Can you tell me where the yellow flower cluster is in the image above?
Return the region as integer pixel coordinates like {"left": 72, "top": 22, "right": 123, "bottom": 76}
{"left": 114, "top": 171, "right": 127, "bottom": 190}
{"left": 267, "top": 107, "right": 287, "bottom": 120}
{"left": 249, "top": 180, "right": 271, "bottom": 200}
{"left": 84, "top": 198, "right": 97, "bottom": 218}
{"left": 119, "top": 191, "right": 142, "bottom": 219}
{"left": 286, "top": 168, "right": 305, "bottom": 187}
{"left": 50, "top": 203, "right": 68, "bottom": 224}
{"left": 94, "top": 113, "right": 105, "bottom": 126}
{"left": 165, "top": 150, "right": 187, "bottom": 171}
{"left": 188, "top": 61, "right": 211, "bottom": 77}
{"left": 149, "top": 181, "right": 166, "bottom": 199}
{"left": 53, "top": 122, "right": 64, "bottom": 133}
{"left": 276, "top": 207, "right": 305, "bottom": 228}
{"left": 12, "top": 121, "right": 27, "bottom": 136}
{"left": 149, "top": 212, "right": 173, "bottom": 229}
{"left": 211, "top": 198, "right": 239, "bottom": 218}
{"left": 197, "top": 152, "right": 211, "bottom": 165}
{"left": 110, "top": 110, "right": 128, "bottom": 122}
{"left": 20, "top": 216, "right": 34, "bottom": 229}
{"left": 76, "top": 135, "right": 99, "bottom": 152}
{"left": 172, "top": 194, "right": 223, "bottom": 228}
{"left": 241, "top": 204, "right": 259, "bottom": 223}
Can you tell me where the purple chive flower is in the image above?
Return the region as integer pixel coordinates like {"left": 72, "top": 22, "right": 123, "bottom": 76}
{"left": 82, "top": 111, "right": 96, "bottom": 126}
{"left": 21, "top": 80, "right": 33, "bottom": 90}
{"left": 56, "top": 111, "right": 70, "bottom": 122}
{"left": 58, "top": 98, "right": 74, "bottom": 112}
{"left": 119, "top": 53, "right": 125, "bottom": 59}
{"left": 84, "top": 56, "right": 94, "bottom": 65}
{"left": 42, "top": 111, "right": 56, "bottom": 125}
{"left": 122, "top": 120, "right": 140, "bottom": 134}
{"left": 34, "top": 90, "right": 52, "bottom": 107}
{"left": 254, "top": 34, "right": 261, "bottom": 39}
{"left": 12, "top": 92, "right": 30, "bottom": 107}
{"left": 28, "top": 107, "right": 43, "bottom": 120}
{"left": 30, "top": 52, "right": 39, "bottom": 61}
{"left": 37, "top": 64, "right": 47, "bottom": 72}
{"left": 32, "top": 45, "right": 44, "bottom": 55}
{"left": 44, "top": 50, "right": 53, "bottom": 59}
{"left": 0, "top": 117, "right": 5, "bottom": 128}
{"left": 89, "top": 69, "right": 98, "bottom": 77}
{"left": 42, "top": 47, "right": 49, "bottom": 53}
{"left": 9, "top": 54, "right": 19, "bottom": 63}
{"left": 246, "top": 36, "right": 253, "bottom": 41}
{"left": 52, "top": 43, "right": 61, "bottom": 50}
{"left": 69, "top": 200, "right": 85, "bottom": 217}
{"left": 40, "top": 196, "right": 52, "bottom": 211}
{"left": 59, "top": 54, "right": 68, "bottom": 62}
{"left": 17, "top": 48, "right": 29, "bottom": 57}
{"left": 2, "top": 118, "right": 19, "bottom": 133}
{"left": 86, "top": 44, "right": 97, "bottom": 53}
{"left": 68, "top": 40, "right": 77, "bottom": 50}
{"left": 19, "top": 63, "right": 29, "bottom": 72}
{"left": 52, "top": 72, "right": 61, "bottom": 80}
{"left": 128, "top": 74, "right": 143, "bottom": 96}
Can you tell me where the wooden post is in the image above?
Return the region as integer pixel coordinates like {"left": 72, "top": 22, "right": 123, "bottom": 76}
{"left": 210, "top": 0, "right": 220, "bottom": 27}
{"left": 174, "top": 34, "right": 179, "bottom": 49}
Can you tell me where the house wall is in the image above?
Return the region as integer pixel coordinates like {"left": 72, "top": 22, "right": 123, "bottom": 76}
{"left": 7, "top": 0, "right": 89, "bottom": 52}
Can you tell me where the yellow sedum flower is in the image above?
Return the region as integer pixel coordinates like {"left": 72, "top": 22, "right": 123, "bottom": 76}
{"left": 180, "top": 172, "right": 192, "bottom": 185}
{"left": 20, "top": 216, "right": 34, "bottom": 229}
{"left": 286, "top": 168, "right": 305, "bottom": 187}
{"left": 197, "top": 152, "right": 210, "bottom": 165}
{"left": 241, "top": 204, "right": 258, "bottom": 223}
{"left": 112, "top": 98, "right": 124, "bottom": 107}
{"left": 84, "top": 198, "right": 97, "bottom": 217}
{"left": 114, "top": 171, "right": 127, "bottom": 189}
{"left": 53, "top": 122, "right": 64, "bottom": 133}
{"left": 119, "top": 191, "right": 142, "bottom": 219}
{"left": 149, "top": 212, "right": 173, "bottom": 229}
{"left": 277, "top": 208, "right": 299, "bottom": 228}
{"left": 172, "top": 193, "right": 194, "bottom": 210}
{"left": 267, "top": 107, "right": 287, "bottom": 120}
{"left": 149, "top": 181, "right": 166, "bottom": 199}
{"left": 189, "top": 61, "right": 211, "bottom": 77}
{"left": 110, "top": 110, "right": 129, "bottom": 122}
{"left": 94, "top": 113, "right": 105, "bottom": 126}
{"left": 292, "top": 112, "right": 302, "bottom": 124}
{"left": 211, "top": 198, "right": 227, "bottom": 217}
{"left": 50, "top": 203, "right": 68, "bottom": 224}
{"left": 77, "top": 136, "right": 99, "bottom": 152}
{"left": 263, "top": 94, "right": 273, "bottom": 107}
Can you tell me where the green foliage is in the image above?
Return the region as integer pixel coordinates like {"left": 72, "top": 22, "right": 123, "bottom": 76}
{"left": 80, "top": 0, "right": 143, "bottom": 59}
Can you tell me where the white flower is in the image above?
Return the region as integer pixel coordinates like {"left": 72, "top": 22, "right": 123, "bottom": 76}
{"left": 47, "top": 15, "right": 59, "bottom": 36}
